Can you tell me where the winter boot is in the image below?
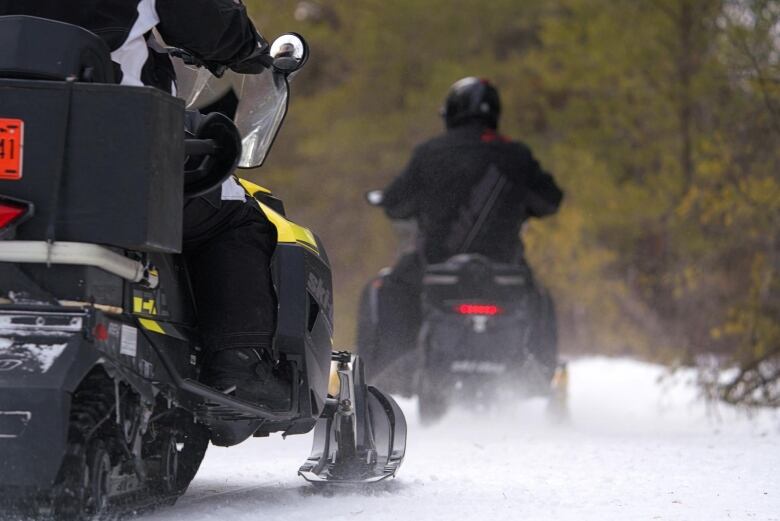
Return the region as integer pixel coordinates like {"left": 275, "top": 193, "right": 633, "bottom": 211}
{"left": 202, "top": 347, "right": 292, "bottom": 411}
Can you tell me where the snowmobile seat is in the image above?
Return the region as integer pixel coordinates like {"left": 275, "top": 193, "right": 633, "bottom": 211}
{"left": 0, "top": 15, "right": 115, "bottom": 83}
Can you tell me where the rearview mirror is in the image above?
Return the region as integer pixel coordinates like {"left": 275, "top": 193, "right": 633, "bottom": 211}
{"left": 270, "top": 33, "right": 309, "bottom": 73}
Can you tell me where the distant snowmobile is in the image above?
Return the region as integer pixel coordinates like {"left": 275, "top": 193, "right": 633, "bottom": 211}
{"left": 358, "top": 190, "right": 567, "bottom": 423}
{"left": 0, "top": 17, "right": 405, "bottom": 519}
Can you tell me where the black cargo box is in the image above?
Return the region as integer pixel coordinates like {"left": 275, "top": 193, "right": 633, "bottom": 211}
{"left": 0, "top": 79, "right": 184, "bottom": 252}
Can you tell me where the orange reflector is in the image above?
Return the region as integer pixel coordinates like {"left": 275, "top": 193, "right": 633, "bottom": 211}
{"left": 0, "top": 118, "right": 24, "bottom": 181}
{"left": 93, "top": 323, "right": 109, "bottom": 342}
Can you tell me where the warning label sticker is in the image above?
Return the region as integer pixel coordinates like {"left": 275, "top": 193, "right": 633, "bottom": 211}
{"left": 120, "top": 325, "right": 138, "bottom": 357}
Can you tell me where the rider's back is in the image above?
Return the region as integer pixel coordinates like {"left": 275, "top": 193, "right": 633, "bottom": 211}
{"left": 388, "top": 122, "right": 562, "bottom": 264}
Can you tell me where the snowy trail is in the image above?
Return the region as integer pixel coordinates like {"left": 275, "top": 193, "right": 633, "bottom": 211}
{"left": 140, "top": 358, "right": 780, "bottom": 521}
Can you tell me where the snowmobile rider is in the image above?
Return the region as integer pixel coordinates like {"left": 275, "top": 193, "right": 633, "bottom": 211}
{"left": 0, "top": 0, "right": 292, "bottom": 410}
{"left": 375, "top": 76, "right": 563, "bottom": 350}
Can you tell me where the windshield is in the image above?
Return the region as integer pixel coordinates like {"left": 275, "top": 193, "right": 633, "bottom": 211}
{"left": 233, "top": 72, "right": 289, "bottom": 168}
{"left": 173, "top": 60, "right": 290, "bottom": 169}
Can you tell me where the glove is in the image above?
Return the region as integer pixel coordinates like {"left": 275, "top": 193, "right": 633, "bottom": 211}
{"left": 230, "top": 38, "right": 273, "bottom": 74}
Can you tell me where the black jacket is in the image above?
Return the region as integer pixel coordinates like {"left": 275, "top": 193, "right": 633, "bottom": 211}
{"left": 382, "top": 123, "right": 563, "bottom": 264}
{"left": 0, "top": 0, "right": 261, "bottom": 89}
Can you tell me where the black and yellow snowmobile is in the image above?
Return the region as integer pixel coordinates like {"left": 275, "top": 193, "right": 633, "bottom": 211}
{"left": 0, "top": 16, "right": 405, "bottom": 519}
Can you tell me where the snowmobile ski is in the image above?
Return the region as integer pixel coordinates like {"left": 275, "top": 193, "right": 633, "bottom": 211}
{"left": 299, "top": 352, "right": 407, "bottom": 484}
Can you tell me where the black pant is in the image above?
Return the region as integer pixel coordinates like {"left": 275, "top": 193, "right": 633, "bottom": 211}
{"left": 183, "top": 196, "right": 277, "bottom": 354}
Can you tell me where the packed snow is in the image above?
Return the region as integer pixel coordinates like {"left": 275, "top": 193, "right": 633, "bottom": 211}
{"left": 140, "top": 357, "right": 780, "bottom": 521}
{"left": 0, "top": 340, "right": 68, "bottom": 372}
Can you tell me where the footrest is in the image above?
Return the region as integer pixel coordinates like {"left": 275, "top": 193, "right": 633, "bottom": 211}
{"left": 196, "top": 401, "right": 261, "bottom": 422}
{"left": 180, "top": 379, "right": 297, "bottom": 422}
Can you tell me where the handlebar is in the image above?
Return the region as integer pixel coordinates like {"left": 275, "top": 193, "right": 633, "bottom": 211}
{"left": 182, "top": 112, "right": 241, "bottom": 198}
{"left": 185, "top": 138, "right": 219, "bottom": 157}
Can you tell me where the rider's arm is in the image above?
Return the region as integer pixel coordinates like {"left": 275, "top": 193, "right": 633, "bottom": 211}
{"left": 382, "top": 147, "right": 424, "bottom": 220}
{"left": 520, "top": 145, "right": 563, "bottom": 218}
{"left": 156, "top": 0, "right": 266, "bottom": 67}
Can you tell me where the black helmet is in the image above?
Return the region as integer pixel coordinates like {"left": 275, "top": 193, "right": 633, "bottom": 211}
{"left": 441, "top": 77, "right": 501, "bottom": 129}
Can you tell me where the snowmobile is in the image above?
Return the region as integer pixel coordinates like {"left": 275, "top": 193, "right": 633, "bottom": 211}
{"left": 357, "top": 190, "right": 565, "bottom": 423}
{"left": 0, "top": 16, "right": 406, "bottom": 519}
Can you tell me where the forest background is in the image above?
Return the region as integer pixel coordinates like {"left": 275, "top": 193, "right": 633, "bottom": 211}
{"left": 242, "top": 0, "right": 780, "bottom": 404}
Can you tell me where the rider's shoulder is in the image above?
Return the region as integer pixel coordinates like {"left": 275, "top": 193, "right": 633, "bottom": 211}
{"left": 495, "top": 135, "right": 535, "bottom": 158}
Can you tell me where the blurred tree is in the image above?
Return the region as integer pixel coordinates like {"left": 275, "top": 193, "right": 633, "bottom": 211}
{"left": 241, "top": 0, "right": 780, "bottom": 404}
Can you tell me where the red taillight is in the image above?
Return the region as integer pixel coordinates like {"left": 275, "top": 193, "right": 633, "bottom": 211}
{"left": 456, "top": 304, "right": 503, "bottom": 316}
{"left": 0, "top": 197, "right": 31, "bottom": 231}
{"left": 0, "top": 204, "right": 25, "bottom": 228}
